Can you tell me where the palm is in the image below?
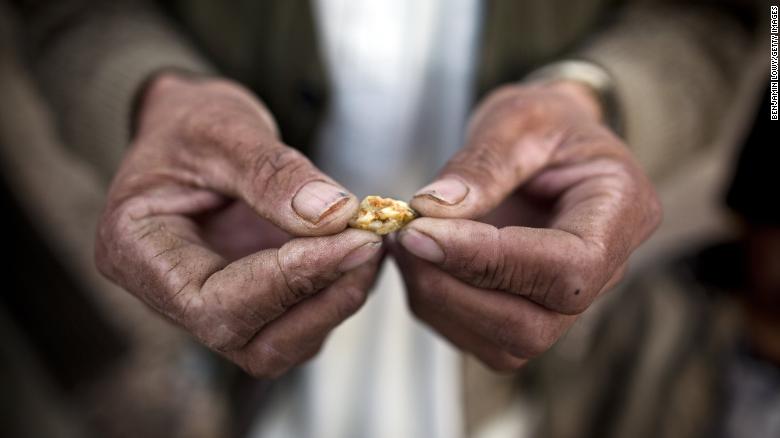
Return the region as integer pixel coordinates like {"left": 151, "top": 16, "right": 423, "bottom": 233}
{"left": 481, "top": 186, "right": 556, "bottom": 229}
{"left": 195, "top": 199, "right": 291, "bottom": 261}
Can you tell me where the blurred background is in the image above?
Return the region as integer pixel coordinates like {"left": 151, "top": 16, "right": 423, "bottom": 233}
{"left": 1, "top": 0, "right": 777, "bottom": 437}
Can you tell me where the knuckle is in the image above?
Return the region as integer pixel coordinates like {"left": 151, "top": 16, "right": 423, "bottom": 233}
{"left": 197, "top": 282, "right": 257, "bottom": 351}
{"left": 94, "top": 198, "right": 156, "bottom": 284}
{"left": 493, "top": 315, "right": 527, "bottom": 358}
{"left": 456, "top": 139, "right": 505, "bottom": 170}
{"left": 529, "top": 324, "right": 560, "bottom": 358}
{"left": 493, "top": 313, "right": 555, "bottom": 359}
{"left": 464, "top": 247, "right": 501, "bottom": 290}
{"left": 449, "top": 142, "right": 509, "bottom": 198}
{"left": 157, "top": 263, "right": 202, "bottom": 320}
{"left": 182, "top": 100, "right": 256, "bottom": 147}
{"left": 275, "top": 248, "right": 338, "bottom": 305}
{"left": 181, "top": 104, "right": 229, "bottom": 145}
{"left": 243, "top": 342, "right": 294, "bottom": 379}
{"left": 196, "top": 317, "right": 251, "bottom": 353}
{"left": 479, "top": 352, "right": 527, "bottom": 373}
{"left": 336, "top": 287, "right": 368, "bottom": 319}
{"left": 279, "top": 271, "right": 318, "bottom": 303}
{"left": 249, "top": 146, "right": 313, "bottom": 199}
{"left": 455, "top": 227, "right": 509, "bottom": 291}
{"left": 561, "top": 127, "right": 607, "bottom": 150}
{"left": 514, "top": 333, "right": 553, "bottom": 359}
{"left": 242, "top": 359, "right": 282, "bottom": 380}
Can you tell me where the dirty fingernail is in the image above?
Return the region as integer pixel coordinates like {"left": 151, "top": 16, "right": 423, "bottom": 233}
{"left": 399, "top": 229, "right": 444, "bottom": 263}
{"left": 413, "top": 178, "right": 468, "bottom": 205}
{"left": 293, "top": 181, "right": 351, "bottom": 223}
{"left": 338, "top": 241, "right": 382, "bottom": 271}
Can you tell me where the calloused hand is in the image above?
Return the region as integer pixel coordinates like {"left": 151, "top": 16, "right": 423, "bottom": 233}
{"left": 391, "top": 81, "right": 661, "bottom": 370}
{"left": 96, "top": 72, "right": 383, "bottom": 378}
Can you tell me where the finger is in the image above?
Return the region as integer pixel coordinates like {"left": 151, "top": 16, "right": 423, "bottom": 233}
{"left": 392, "top": 241, "right": 525, "bottom": 371}
{"left": 230, "top": 144, "right": 359, "bottom": 236}
{"left": 401, "top": 143, "right": 661, "bottom": 316}
{"left": 393, "top": 241, "right": 574, "bottom": 360}
{"left": 97, "top": 190, "right": 381, "bottom": 352}
{"left": 410, "top": 86, "right": 563, "bottom": 219}
{"left": 192, "top": 228, "right": 381, "bottom": 351}
{"left": 413, "top": 303, "right": 528, "bottom": 373}
{"left": 398, "top": 217, "right": 610, "bottom": 314}
{"left": 227, "top": 254, "right": 382, "bottom": 378}
{"left": 136, "top": 77, "right": 358, "bottom": 237}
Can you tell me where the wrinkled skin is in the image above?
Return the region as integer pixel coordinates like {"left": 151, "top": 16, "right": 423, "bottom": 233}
{"left": 391, "top": 81, "right": 662, "bottom": 371}
{"left": 96, "top": 73, "right": 384, "bottom": 378}
{"left": 96, "top": 72, "right": 661, "bottom": 378}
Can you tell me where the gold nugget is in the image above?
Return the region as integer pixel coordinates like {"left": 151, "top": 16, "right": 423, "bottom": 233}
{"left": 349, "top": 196, "right": 418, "bottom": 235}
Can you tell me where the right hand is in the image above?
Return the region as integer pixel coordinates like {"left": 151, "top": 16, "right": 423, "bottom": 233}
{"left": 95, "top": 72, "right": 382, "bottom": 378}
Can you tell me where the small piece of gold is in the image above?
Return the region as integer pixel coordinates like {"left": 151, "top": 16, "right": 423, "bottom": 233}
{"left": 349, "top": 196, "right": 418, "bottom": 235}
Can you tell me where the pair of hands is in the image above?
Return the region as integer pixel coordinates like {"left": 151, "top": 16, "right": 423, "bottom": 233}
{"left": 96, "top": 72, "right": 660, "bottom": 377}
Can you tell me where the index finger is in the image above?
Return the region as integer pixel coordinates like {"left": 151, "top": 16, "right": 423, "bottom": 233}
{"left": 410, "top": 83, "right": 602, "bottom": 219}
{"left": 400, "top": 154, "right": 659, "bottom": 314}
{"left": 96, "top": 185, "right": 381, "bottom": 352}
{"left": 393, "top": 242, "right": 576, "bottom": 360}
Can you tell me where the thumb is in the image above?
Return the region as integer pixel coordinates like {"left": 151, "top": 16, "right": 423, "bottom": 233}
{"left": 411, "top": 128, "right": 561, "bottom": 219}
{"left": 234, "top": 144, "right": 359, "bottom": 237}
{"left": 410, "top": 87, "right": 565, "bottom": 219}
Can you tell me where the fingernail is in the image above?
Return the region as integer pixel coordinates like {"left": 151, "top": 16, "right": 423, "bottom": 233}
{"left": 293, "top": 181, "right": 351, "bottom": 223}
{"left": 339, "top": 241, "right": 382, "bottom": 271}
{"left": 413, "top": 178, "right": 468, "bottom": 205}
{"left": 399, "top": 229, "right": 444, "bottom": 263}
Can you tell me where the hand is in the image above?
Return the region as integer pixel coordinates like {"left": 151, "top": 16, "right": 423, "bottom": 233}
{"left": 391, "top": 81, "right": 661, "bottom": 371}
{"left": 96, "top": 72, "right": 383, "bottom": 378}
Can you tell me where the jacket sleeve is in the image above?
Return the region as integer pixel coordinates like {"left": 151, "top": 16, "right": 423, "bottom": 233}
{"left": 9, "top": 0, "right": 213, "bottom": 179}
{"left": 576, "top": 0, "right": 763, "bottom": 178}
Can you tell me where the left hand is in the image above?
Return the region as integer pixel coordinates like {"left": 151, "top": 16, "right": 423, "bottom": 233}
{"left": 390, "top": 81, "right": 661, "bottom": 371}
{"left": 95, "top": 73, "right": 383, "bottom": 379}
